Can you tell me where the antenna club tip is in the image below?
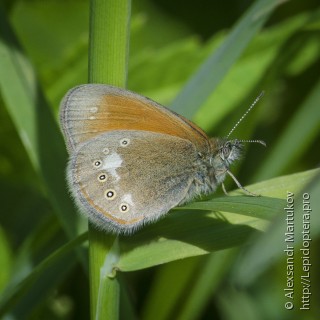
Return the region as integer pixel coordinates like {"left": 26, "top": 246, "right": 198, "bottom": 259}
{"left": 259, "top": 140, "right": 267, "bottom": 147}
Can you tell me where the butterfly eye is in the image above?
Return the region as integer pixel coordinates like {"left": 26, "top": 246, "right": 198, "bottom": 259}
{"left": 120, "top": 138, "right": 130, "bottom": 147}
{"left": 119, "top": 203, "right": 129, "bottom": 213}
{"left": 105, "top": 189, "right": 116, "bottom": 200}
{"left": 222, "top": 144, "right": 231, "bottom": 159}
{"left": 97, "top": 173, "right": 107, "bottom": 182}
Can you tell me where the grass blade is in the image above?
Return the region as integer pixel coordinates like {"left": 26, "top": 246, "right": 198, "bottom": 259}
{"left": 117, "top": 169, "right": 318, "bottom": 271}
{"left": 0, "top": 7, "right": 81, "bottom": 239}
{"left": 232, "top": 172, "right": 320, "bottom": 286}
{"left": 171, "top": 0, "right": 285, "bottom": 118}
{"left": 87, "top": 0, "right": 131, "bottom": 319}
{"left": 0, "top": 233, "right": 87, "bottom": 316}
{"left": 254, "top": 78, "right": 320, "bottom": 180}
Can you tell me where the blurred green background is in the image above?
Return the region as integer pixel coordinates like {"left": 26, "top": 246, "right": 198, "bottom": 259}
{"left": 0, "top": 0, "right": 319, "bottom": 319}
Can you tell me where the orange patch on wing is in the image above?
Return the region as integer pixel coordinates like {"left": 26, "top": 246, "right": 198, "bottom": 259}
{"left": 81, "top": 94, "right": 209, "bottom": 149}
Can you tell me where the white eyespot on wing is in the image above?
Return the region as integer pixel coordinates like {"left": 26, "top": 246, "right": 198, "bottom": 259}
{"left": 105, "top": 189, "right": 116, "bottom": 200}
{"left": 102, "top": 152, "right": 123, "bottom": 181}
{"left": 97, "top": 173, "right": 107, "bottom": 182}
{"left": 93, "top": 160, "right": 102, "bottom": 168}
{"left": 119, "top": 203, "right": 129, "bottom": 213}
{"left": 120, "top": 138, "right": 130, "bottom": 147}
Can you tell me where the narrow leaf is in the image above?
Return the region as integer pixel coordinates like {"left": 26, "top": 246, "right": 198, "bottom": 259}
{"left": 117, "top": 169, "right": 318, "bottom": 271}
{"left": 171, "top": 0, "right": 285, "bottom": 118}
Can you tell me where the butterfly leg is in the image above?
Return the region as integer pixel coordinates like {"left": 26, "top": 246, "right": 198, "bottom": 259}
{"left": 226, "top": 170, "right": 260, "bottom": 197}
{"left": 222, "top": 183, "right": 229, "bottom": 196}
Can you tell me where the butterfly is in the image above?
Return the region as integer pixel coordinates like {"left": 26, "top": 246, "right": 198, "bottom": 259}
{"left": 60, "top": 84, "right": 265, "bottom": 234}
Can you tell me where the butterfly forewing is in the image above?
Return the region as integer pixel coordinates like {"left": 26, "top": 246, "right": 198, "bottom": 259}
{"left": 60, "top": 84, "right": 209, "bottom": 153}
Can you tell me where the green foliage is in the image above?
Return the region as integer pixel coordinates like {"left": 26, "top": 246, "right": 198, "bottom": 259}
{"left": 0, "top": 0, "right": 319, "bottom": 319}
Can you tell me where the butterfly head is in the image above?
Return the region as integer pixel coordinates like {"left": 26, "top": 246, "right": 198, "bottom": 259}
{"left": 216, "top": 138, "right": 266, "bottom": 167}
{"left": 207, "top": 137, "right": 265, "bottom": 188}
{"left": 218, "top": 139, "right": 243, "bottom": 167}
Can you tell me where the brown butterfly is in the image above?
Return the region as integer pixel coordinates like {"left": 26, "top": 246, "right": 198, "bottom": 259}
{"left": 60, "top": 85, "right": 265, "bottom": 234}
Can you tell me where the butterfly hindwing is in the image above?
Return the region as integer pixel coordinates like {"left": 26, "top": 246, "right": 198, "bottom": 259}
{"left": 68, "top": 130, "right": 198, "bottom": 233}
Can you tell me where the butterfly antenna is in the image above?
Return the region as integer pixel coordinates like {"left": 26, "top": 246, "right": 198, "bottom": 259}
{"left": 226, "top": 91, "right": 265, "bottom": 138}
{"left": 238, "top": 139, "right": 266, "bottom": 147}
